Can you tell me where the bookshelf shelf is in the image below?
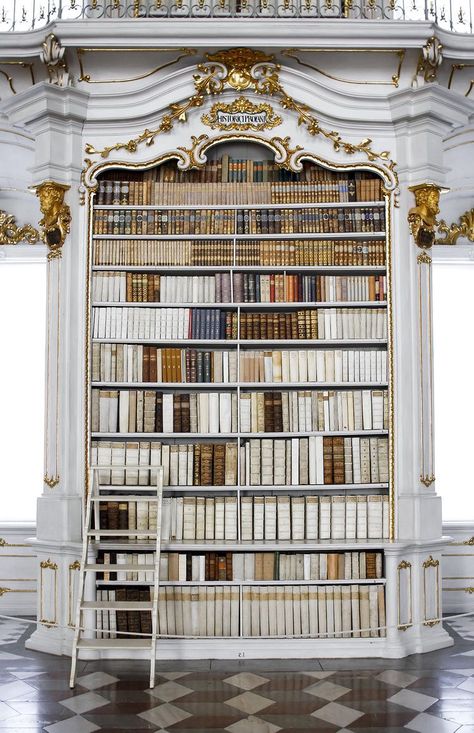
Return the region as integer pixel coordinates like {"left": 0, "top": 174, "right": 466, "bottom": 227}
{"left": 88, "top": 147, "right": 392, "bottom": 650}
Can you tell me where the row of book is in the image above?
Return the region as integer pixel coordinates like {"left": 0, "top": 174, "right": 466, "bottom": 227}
{"left": 92, "top": 272, "right": 387, "bottom": 304}
{"left": 98, "top": 160, "right": 381, "bottom": 190}
{"left": 92, "top": 239, "right": 386, "bottom": 267}
{"left": 98, "top": 493, "right": 390, "bottom": 542}
{"left": 91, "top": 306, "right": 387, "bottom": 341}
{"left": 91, "top": 436, "right": 389, "bottom": 487}
{"left": 92, "top": 206, "right": 385, "bottom": 237}
{"left": 91, "top": 345, "right": 387, "bottom": 385}
{"left": 95, "top": 584, "right": 386, "bottom": 638}
{"left": 92, "top": 388, "right": 388, "bottom": 435}
{"left": 95, "top": 550, "right": 383, "bottom": 582}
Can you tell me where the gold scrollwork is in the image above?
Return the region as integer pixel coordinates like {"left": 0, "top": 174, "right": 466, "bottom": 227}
{"left": 397, "top": 559, "right": 413, "bottom": 631}
{"left": 414, "top": 36, "right": 443, "bottom": 85}
{"left": 40, "top": 559, "right": 58, "bottom": 570}
{"left": 465, "top": 587, "right": 474, "bottom": 594}
{"left": 69, "top": 560, "right": 81, "bottom": 570}
{"left": 417, "top": 252, "right": 432, "bottom": 265}
{"left": 84, "top": 47, "right": 398, "bottom": 187}
{"left": 0, "top": 587, "right": 35, "bottom": 596}
{"left": 0, "top": 211, "right": 41, "bottom": 245}
{"left": 44, "top": 474, "right": 60, "bottom": 489}
{"left": 76, "top": 47, "right": 196, "bottom": 85}
{"left": 464, "top": 537, "right": 474, "bottom": 545}
{"left": 408, "top": 183, "right": 444, "bottom": 250}
{"left": 32, "top": 181, "right": 71, "bottom": 260}
{"left": 423, "top": 619, "right": 440, "bottom": 627}
{"left": 436, "top": 208, "right": 474, "bottom": 245}
{"left": 202, "top": 97, "right": 282, "bottom": 132}
{"left": 397, "top": 560, "right": 412, "bottom": 570}
{"left": 420, "top": 473, "right": 435, "bottom": 485}
{"left": 448, "top": 63, "right": 474, "bottom": 98}
{"left": 423, "top": 555, "right": 439, "bottom": 569}
{"left": 0, "top": 538, "right": 30, "bottom": 548}
{"left": 282, "top": 48, "right": 405, "bottom": 88}
{"left": 0, "top": 61, "right": 35, "bottom": 95}
{"left": 41, "top": 33, "right": 70, "bottom": 87}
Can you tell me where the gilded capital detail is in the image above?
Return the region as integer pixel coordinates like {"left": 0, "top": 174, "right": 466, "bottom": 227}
{"left": 32, "top": 181, "right": 71, "bottom": 261}
{"left": 0, "top": 211, "right": 41, "bottom": 245}
{"left": 408, "top": 183, "right": 443, "bottom": 250}
{"left": 41, "top": 33, "right": 70, "bottom": 87}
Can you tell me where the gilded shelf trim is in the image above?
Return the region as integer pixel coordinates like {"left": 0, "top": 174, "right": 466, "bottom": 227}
{"left": 436, "top": 208, "right": 474, "bottom": 245}
{"left": 40, "top": 559, "right": 58, "bottom": 570}
{"left": 423, "top": 555, "right": 439, "bottom": 569}
{"left": 281, "top": 48, "right": 405, "bottom": 88}
{"left": 0, "top": 538, "right": 30, "bottom": 548}
{"left": 83, "top": 47, "right": 398, "bottom": 190}
{"left": 76, "top": 47, "right": 196, "bottom": 85}
{"left": 0, "top": 210, "right": 41, "bottom": 245}
{"left": 0, "top": 587, "right": 35, "bottom": 596}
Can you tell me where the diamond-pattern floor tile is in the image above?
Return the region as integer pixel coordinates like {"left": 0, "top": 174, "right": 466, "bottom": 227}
{"left": 0, "top": 680, "right": 37, "bottom": 700}
{"left": 44, "top": 715, "right": 101, "bottom": 733}
{"left": 377, "top": 670, "right": 420, "bottom": 688}
{"left": 311, "top": 701, "right": 364, "bottom": 727}
{"left": 404, "top": 712, "right": 460, "bottom": 732}
{"left": 225, "top": 691, "right": 275, "bottom": 715}
{"left": 146, "top": 680, "right": 193, "bottom": 702}
{"left": 225, "top": 715, "right": 282, "bottom": 732}
{"left": 58, "top": 691, "right": 110, "bottom": 714}
{"left": 138, "top": 701, "right": 192, "bottom": 727}
{"left": 303, "top": 680, "right": 351, "bottom": 701}
{"left": 0, "top": 701, "right": 18, "bottom": 721}
{"left": 458, "top": 677, "right": 474, "bottom": 693}
{"left": 75, "top": 672, "right": 119, "bottom": 690}
{"left": 160, "top": 672, "right": 191, "bottom": 681}
{"left": 224, "top": 673, "right": 270, "bottom": 691}
{"left": 388, "top": 689, "right": 438, "bottom": 712}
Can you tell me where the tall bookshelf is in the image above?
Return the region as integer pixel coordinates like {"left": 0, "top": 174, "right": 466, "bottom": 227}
{"left": 87, "top": 141, "right": 393, "bottom": 656}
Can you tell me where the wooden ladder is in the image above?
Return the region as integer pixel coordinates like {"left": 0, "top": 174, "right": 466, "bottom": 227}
{"left": 69, "top": 465, "right": 163, "bottom": 689}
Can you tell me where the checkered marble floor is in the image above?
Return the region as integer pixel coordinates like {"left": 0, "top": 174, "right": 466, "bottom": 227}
{"left": 1, "top": 617, "right": 474, "bottom": 732}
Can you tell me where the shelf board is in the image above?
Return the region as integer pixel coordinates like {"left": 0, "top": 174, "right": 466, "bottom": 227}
{"left": 93, "top": 539, "right": 391, "bottom": 551}
{"left": 91, "top": 495, "right": 160, "bottom": 502}
{"left": 93, "top": 202, "right": 385, "bottom": 211}
{"left": 93, "top": 232, "right": 386, "bottom": 241}
{"left": 91, "top": 382, "right": 389, "bottom": 390}
{"left": 92, "top": 339, "right": 387, "bottom": 346}
{"left": 92, "top": 483, "right": 389, "bottom": 492}
{"left": 95, "top": 579, "right": 386, "bottom": 586}
{"left": 92, "top": 301, "right": 387, "bottom": 309}
{"left": 81, "top": 601, "right": 153, "bottom": 610}
{"left": 92, "top": 266, "right": 387, "bottom": 273}
{"left": 91, "top": 430, "right": 388, "bottom": 439}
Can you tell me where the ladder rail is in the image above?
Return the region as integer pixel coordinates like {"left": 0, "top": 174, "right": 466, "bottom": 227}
{"left": 69, "top": 468, "right": 97, "bottom": 688}
{"left": 150, "top": 466, "right": 163, "bottom": 688}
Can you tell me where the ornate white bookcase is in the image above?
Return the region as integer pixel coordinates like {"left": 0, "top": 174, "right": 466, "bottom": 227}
{"left": 3, "top": 31, "right": 473, "bottom": 659}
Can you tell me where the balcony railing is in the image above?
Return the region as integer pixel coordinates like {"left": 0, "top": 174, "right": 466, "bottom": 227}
{"left": 0, "top": 0, "right": 473, "bottom": 33}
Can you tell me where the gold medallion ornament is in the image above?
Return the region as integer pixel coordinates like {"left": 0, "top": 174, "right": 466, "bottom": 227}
{"left": 31, "top": 181, "right": 71, "bottom": 260}
{"left": 436, "top": 208, "right": 474, "bottom": 245}
{"left": 408, "top": 183, "right": 445, "bottom": 249}
{"left": 202, "top": 98, "right": 282, "bottom": 132}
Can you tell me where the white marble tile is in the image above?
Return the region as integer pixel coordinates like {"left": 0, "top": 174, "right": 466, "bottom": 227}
{"left": 377, "top": 670, "right": 420, "bottom": 688}
{"left": 301, "top": 671, "right": 334, "bottom": 679}
{"left": 75, "top": 671, "right": 119, "bottom": 689}
{"left": 458, "top": 677, "right": 474, "bottom": 693}
{"left": 224, "top": 673, "right": 269, "bottom": 690}
{"left": 447, "top": 669, "right": 474, "bottom": 677}
{"left": 138, "top": 702, "right": 192, "bottom": 728}
{"left": 225, "top": 691, "right": 274, "bottom": 715}
{"left": 404, "top": 712, "right": 460, "bottom": 733}
{"left": 0, "top": 701, "right": 18, "bottom": 721}
{"left": 44, "top": 715, "right": 100, "bottom": 733}
{"left": 225, "top": 715, "right": 281, "bottom": 733}
{"left": 146, "top": 680, "right": 193, "bottom": 702}
{"left": 58, "top": 691, "right": 109, "bottom": 714}
{"left": 388, "top": 689, "right": 438, "bottom": 712}
{"left": 0, "top": 680, "right": 37, "bottom": 700}
{"left": 159, "top": 671, "right": 191, "bottom": 681}
{"left": 311, "top": 701, "right": 364, "bottom": 728}
{"left": 303, "top": 680, "right": 351, "bottom": 701}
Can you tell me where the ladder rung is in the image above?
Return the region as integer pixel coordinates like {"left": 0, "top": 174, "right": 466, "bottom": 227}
{"left": 81, "top": 601, "right": 153, "bottom": 610}
{"left": 77, "top": 638, "right": 152, "bottom": 649}
{"left": 88, "top": 530, "right": 157, "bottom": 536}
{"left": 86, "top": 564, "right": 156, "bottom": 572}
{"left": 92, "top": 496, "right": 159, "bottom": 502}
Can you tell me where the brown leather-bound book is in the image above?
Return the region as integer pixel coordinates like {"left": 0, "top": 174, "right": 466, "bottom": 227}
{"left": 126, "top": 587, "right": 141, "bottom": 637}
{"left": 264, "top": 392, "right": 274, "bottom": 432}
{"left": 366, "top": 552, "right": 377, "bottom": 579}
{"left": 338, "top": 553, "right": 345, "bottom": 579}
{"left": 155, "top": 392, "right": 163, "bottom": 432}
{"left": 181, "top": 394, "right": 190, "bottom": 433}
{"left": 139, "top": 588, "right": 152, "bottom": 635}
{"left": 240, "top": 313, "right": 247, "bottom": 340}
{"left": 332, "top": 436, "right": 345, "bottom": 484}
{"left": 273, "top": 392, "right": 283, "bottom": 432}
{"left": 118, "top": 502, "right": 128, "bottom": 530}
{"left": 186, "top": 554, "right": 192, "bottom": 581}
{"left": 209, "top": 552, "right": 216, "bottom": 581}
{"left": 193, "top": 444, "right": 201, "bottom": 485}
{"left": 173, "top": 394, "right": 182, "bottom": 432}
{"left": 147, "top": 275, "right": 154, "bottom": 303}
{"left": 327, "top": 553, "right": 339, "bottom": 580}
{"left": 226, "top": 552, "right": 233, "bottom": 581}
{"left": 168, "top": 553, "right": 179, "bottom": 581}
{"left": 278, "top": 312, "right": 286, "bottom": 339}
{"left": 115, "top": 587, "right": 129, "bottom": 637}
{"left": 263, "top": 553, "right": 275, "bottom": 580}
{"left": 190, "top": 349, "right": 197, "bottom": 382}
{"left": 217, "top": 554, "right": 227, "bottom": 581}
{"left": 213, "top": 444, "right": 226, "bottom": 486}
{"left": 254, "top": 552, "right": 264, "bottom": 580}
{"left": 323, "top": 437, "right": 334, "bottom": 484}
{"left": 297, "top": 310, "right": 306, "bottom": 339}
{"left": 153, "top": 274, "right": 160, "bottom": 302}
{"left": 126, "top": 272, "right": 133, "bottom": 302}
{"left": 107, "top": 502, "right": 119, "bottom": 531}
{"left": 149, "top": 348, "right": 157, "bottom": 382}
{"left": 200, "top": 444, "right": 214, "bottom": 485}
{"left": 164, "top": 349, "right": 172, "bottom": 382}
{"left": 99, "top": 502, "right": 108, "bottom": 529}
{"left": 143, "top": 347, "right": 150, "bottom": 383}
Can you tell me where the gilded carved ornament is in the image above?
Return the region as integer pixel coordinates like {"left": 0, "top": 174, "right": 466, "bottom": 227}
{"left": 413, "top": 36, "right": 443, "bottom": 86}
{"left": 41, "top": 34, "right": 71, "bottom": 87}
{"left": 0, "top": 211, "right": 41, "bottom": 245}
{"left": 422, "top": 555, "right": 439, "bottom": 569}
{"left": 32, "top": 182, "right": 71, "bottom": 261}
{"left": 419, "top": 472, "right": 435, "bottom": 485}
{"left": 40, "top": 558, "right": 58, "bottom": 570}
{"left": 201, "top": 97, "right": 282, "bottom": 132}
{"left": 436, "top": 208, "right": 474, "bottom": 245}
{"left": 408, "top": 184, "right": 444, "bottom": 250}
{"left": 83, "top": 47, "right": 398, "bottom": 193}
{"left": 44, "top": 474, "right": 60, "bottom": 489}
